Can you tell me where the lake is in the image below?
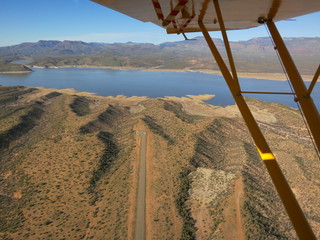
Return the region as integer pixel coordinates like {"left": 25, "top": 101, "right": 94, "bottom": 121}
{"left": 0, "top": 68, "right": 319, "bottom": 109}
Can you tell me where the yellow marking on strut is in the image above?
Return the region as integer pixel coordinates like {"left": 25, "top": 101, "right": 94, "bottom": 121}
{"left": 257, "top": 148, "right": 275, "bottom": 161}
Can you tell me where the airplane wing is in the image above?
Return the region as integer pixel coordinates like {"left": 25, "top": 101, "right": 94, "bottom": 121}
{"left": 91, "top": 0, "right": 320, "bottom": 33}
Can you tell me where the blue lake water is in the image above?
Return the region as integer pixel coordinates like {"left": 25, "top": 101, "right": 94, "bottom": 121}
{"left": 0, "top": 68, "right": 319, "bottom": 109}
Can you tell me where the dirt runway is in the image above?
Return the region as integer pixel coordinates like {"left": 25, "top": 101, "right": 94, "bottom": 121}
{"left": 135, "top": 130, "right": 147, "bottom": 240}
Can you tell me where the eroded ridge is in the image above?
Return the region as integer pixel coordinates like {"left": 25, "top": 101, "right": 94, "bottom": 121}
{"left": 0, "top": 87, "right": 319, "bottom": 240}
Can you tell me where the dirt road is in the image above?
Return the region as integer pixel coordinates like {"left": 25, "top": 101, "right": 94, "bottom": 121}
{"left": 135, "top": 130, "right": 147, "bottom": 240}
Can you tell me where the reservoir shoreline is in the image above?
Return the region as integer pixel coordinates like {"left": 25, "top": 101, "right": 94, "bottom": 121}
{"left": 1, "top": 67, "right": 318, "bottom": 109}
{"left": 28, "top": 65, "right": 314, "bottom": 81}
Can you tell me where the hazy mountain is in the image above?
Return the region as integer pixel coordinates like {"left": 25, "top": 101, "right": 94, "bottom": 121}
{"left": 0, "top": 40, "right": 106, "bottom": 59}
{"left": 0, "top": 37, "right": 319, "bottom": 74}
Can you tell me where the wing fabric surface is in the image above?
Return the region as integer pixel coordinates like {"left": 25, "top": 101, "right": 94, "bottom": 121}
{"left": 91, "top": 0, "right": 320, "bottom": 33}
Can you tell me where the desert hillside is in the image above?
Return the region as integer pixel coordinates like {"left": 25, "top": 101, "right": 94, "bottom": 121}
{"left": 0, "top": 61, "right": 32, "bottom": 74}
{"left": 0, "top": 86, "right": 319, "bottom": 239}
{"left": 1, "top": 37, "right": 319, "bottom": 75}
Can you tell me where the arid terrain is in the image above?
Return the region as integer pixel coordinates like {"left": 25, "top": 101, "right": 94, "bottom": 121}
{"left": 1, "top": 37, "right": 319, "bottom": 76}
{"left": 0, "top": 85, "right": 319, "bottom": 239}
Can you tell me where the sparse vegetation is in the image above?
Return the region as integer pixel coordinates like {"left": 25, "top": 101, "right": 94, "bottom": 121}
{"left": 88, "top": 131, "right": 119, "bottom": 203}
{"left": 69, "top": 96, "right": 91, "bottom": 116}
{"left": 0, "top": 61, "right": 32, "bottom": 73}
{"left": 163, "top": 101, "right": 203, "bottom": 124}
{"left": 0, "top": 86, "right": 319, "bottom": 239}
{"left": 80, "top": 104, "right": 123, "bottom": 133}
{"left": 295, "top": 155, "right": 320, "bottom": 185}
{"left": 176, "top": 169, "right": 197, "bottom": 240}
{"left": 41, "top": 91, "right": 62, "bottom": 101}
{"left": 241, "top": 142, "right": 292, "bottom": 239}
{"left": 0, "top": 105, "right": 44, "bottom": 150}
{"left": 0, "top": 86, "right": 36, "bottom": 105}
{"left": 142, "top": 115, "right": 175, "bottom": 144}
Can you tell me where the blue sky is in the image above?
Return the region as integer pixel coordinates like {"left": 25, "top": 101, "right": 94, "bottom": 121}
{"left": 0, "top": 0, "right": 319, "bottom": 47}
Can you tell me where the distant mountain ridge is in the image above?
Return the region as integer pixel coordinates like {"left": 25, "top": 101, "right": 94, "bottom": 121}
{"left": 0, "top": 37, "right": 319, "bottom": 74}
{"left": 0, "top": 40, "right": 106, "bottom": 60}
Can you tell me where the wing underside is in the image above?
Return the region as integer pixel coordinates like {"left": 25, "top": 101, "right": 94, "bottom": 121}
{"left": 91, "top": 0, "right": 320, "bottom": 34}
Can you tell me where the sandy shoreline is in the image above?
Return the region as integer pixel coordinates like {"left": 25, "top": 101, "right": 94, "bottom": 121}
{"left": 32, "top": 87, "right": 219, "bottom": 104}
{"left": 143, "top": 68, "right": 314, "bottom": 81}
{"left": 29, "top": 65, "right": 314, "bottom": 81}
{"left": 0, "top": 71, "right": 32, "bottom": 74}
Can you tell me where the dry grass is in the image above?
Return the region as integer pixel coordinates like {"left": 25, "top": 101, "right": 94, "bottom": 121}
{"left": 0, "top": 86, "right": 319, "bottom": 240}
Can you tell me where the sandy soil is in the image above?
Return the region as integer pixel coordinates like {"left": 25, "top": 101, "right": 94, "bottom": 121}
{"left": 0, "top": 71, "right": 32, "bottom": 74}
{"left": 189, "top": 168, "right": 237, "bottom": 239}
{"left": 30, "top": 65, "right": 314, "bottom": 81}
{"left": 190, "top": 200, "right": 214, "bottom": 239}
{"left": 220, "top": 177, "right": 245, "bottom": 240}
{"left": 145, "top": 125, "right": 155, "bottom": 240}
{"left": 127, "top": 121, "right": 145, "bottom": 240}
{"left": 1, "top": 86, "right": 319, "bottom": 239}
{"left": 134, "top": 130, "right": 147, "bottom": 240}
{"left": 144, "top": 123, "right": 183, "bottom": 240}
{"left": 186, "top": 94, "right": 215, "bottom": 101}
{"left": 185, "top": 69, "right": 313, "bottom": 81}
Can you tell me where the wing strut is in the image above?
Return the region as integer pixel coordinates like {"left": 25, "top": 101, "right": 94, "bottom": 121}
{"left": 307, "top": 64, "right": 320, "bottom": 96}
{"left": 198, "top": 2, "right": 317, "bottom": 239}
{"left": 265, "top": 20, "right": 320, "bottom": 153}
{"left": 212, "top": 0, "right": 240, "bottom": 94}
{"left": 172, "top": 20, "right": 196, "bottom": 40}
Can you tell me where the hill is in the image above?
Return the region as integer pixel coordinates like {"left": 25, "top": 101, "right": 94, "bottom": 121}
{"left": 0, "top": 40, "right": 106, "bottom": 61}
{"left": 0, "top": 37, "right": 319, "bottom": 74}
{"left": 0, "top": 61, "right": 33, "bottom": 74}
{"left": 0, "top": 85, "right": 319, "bottom": 239}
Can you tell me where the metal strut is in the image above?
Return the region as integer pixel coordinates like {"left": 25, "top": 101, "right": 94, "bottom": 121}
{"left": 307, "top": 64, "right": 320, "bottom": 96}
{"left": 266, "top": 21, "right": 320, "bottom": 154}
{"left": 213, "top": 0, "right": 240, "bottom": 94}
{"left": 241, "top": 91, "right": 295, "bottom": 95}
{"left": 198, "top": 2, "right": 317, "bottom": 239}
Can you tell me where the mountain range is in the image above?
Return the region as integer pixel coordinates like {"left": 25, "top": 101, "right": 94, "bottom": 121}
{"left": 0, "top": 37, "right": 319, "bottom": 74}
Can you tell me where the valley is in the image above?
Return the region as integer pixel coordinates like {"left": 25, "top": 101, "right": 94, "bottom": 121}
{"left": 0, "top": 85, "right": 319, "bottom": 239}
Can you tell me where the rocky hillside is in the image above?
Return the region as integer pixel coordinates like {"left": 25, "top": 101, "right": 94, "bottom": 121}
{"left": 0, "top": 86, "right": 319, "bottom": 239}
{"left": 0, "top": 41, "right": 106, "bottom": 60}
{"left": 0, "top": 37, "right": 319, "bottom": 74}
{"left": 0, "top": 61, "right": 32, "bottom": 73}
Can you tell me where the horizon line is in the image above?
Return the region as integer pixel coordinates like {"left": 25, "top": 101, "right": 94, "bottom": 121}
{"left": 1, "top": 36, "right": 320, "bottom": 48}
